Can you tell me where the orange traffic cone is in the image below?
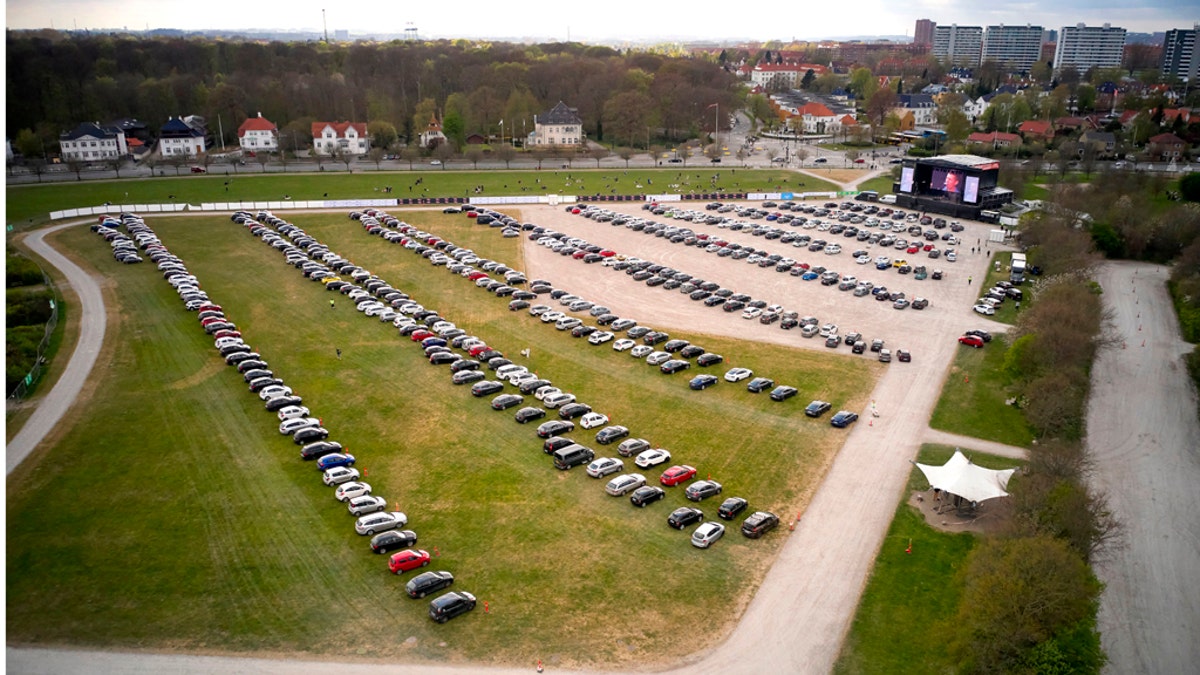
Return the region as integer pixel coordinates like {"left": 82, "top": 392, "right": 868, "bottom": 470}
{"left": 537, "top": 660, "right": 544, "bottom": 673}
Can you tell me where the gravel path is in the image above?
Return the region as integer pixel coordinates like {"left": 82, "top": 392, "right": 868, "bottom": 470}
{"left": 7, "top": 222, "right": 107, "bottom": 475}
{"left": 1087, "top": 261, "right": 1200, "bottom": 675}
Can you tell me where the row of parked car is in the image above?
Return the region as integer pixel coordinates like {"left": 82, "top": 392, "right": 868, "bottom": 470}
{"left": 349, "top": 207, "right": 782, "bottom": 547}
{"left": 227, "top": 209, "right": 476, "bottom": 622}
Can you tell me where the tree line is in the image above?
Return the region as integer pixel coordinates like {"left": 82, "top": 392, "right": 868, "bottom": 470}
{"left": 6, "top": 32, "right": 741, "bottom": 156}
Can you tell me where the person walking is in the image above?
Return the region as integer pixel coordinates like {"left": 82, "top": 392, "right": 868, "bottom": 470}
{"left": 336, "top": 348, "right": 342, "bottom": 360}
{"left": 968, "top": 276, "right": 973, "bottom": 285}
{"left": 330, "top": 299, "right": 335, "bottom": 309}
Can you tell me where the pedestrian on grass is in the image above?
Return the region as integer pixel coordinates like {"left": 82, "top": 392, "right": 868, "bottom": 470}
{"left": 330, "top": 299, "right": 335, "bottom": 309}
{"left": 336, "top": 348, "right": 342, "bottom": 360}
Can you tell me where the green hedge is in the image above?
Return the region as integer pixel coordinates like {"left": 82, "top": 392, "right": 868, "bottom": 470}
{"left": 1168, "top": 279, "right": 1200, "bottom": 343}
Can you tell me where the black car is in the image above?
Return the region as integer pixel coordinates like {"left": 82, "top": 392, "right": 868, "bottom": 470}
{"left": 741, "top": 511, "right": 781, "bottom": 539}
{"left": 471, "top": 380, "right": 505, "bottom": 397}
{"left": 897, "top": 349, "right": 912, "bottom": 362}
{"left": 542, "top": 436, "right": 576, "bottom": 454}
{"left": 248, "top": 377, "right": 285, "bottom": 393}
{"left": 430, "top": 352, "right": 462, "bottom": 365}
{"left": 429, "top": 591, "right": 477, "bottom": 623}
{"left": 668, "top": 506, "right": 705, "bottom": 529}
{"left": 491, "top": 394, "right": 524, "bottom": 410}
{"left": 831, "top": 411, "right": 859, "bottom": 428}
{"left": 630, "top": 486, "right": 667, "bottom": 507}
{"left": 558, "top": 403, "right": 593, "bottom": 420}
{"left": 265, "top": 395, "right": 303, "bottom": 412}
{"left": 626, "top": 326, "right": 651, "bottom": 339}
{"left": 769, "top": 386, "right": 798, "bottom": 401}
{"left": 690, "top": 374, "right": 719, "bottom": 390}
{"left": 663, "top": 339, "right": 690, "bottom": 353}
{"left": 595, "top": 425, "right": 630, "bottom": 445}
{"left": 805, "top": 400, "right": 832, "bottom": 417}
{"left": 293, "top": 427, "right": 330, "bottom": 445}
{"left": 450, "top": 359, "right": 482, "bottom": 373}
{"left": 718, "top": 497, "right": 749, "bottom": 520}
{"left": 964, "top": 329, "right": 992, "bottom": 343}
{"left": 571, "top": 325, "right": 598, "bottom": 338}
{"left": 537, "top": 419, "right": 575, "bottom": 439}
{"left": 370, "top": 529, "right": 418, "bottom": 554}
{"left": 300, "top": 441, "right": 343, "bottom": 461}
{"left": 514, "top": 407, "right": 546, "bottom": 424}
{"left": 642, "top": 331, "right": 670, "bottom": 345}
{"left": 824, "top": 336, "right": 840, "bottom": 349}
{"left": 679, "top": 345, "right": 706, "bottom": 359}
{"left": 660, "top": 360, "right": 691, "bottom": 374}
{"left": 407, "top": 571, "right": 454, "bottom": 599}
{"left": 747, "top": 377, "right": 775, "bottom": 393}
{"left": 696, "top": 353, "right": 724, "bottom": 367}
{"left": 517, "top": 378, "right": 553, "bottom": 395}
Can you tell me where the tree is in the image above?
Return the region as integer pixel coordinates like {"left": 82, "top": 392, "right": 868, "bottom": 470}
{"left": 432, "top": 142, "right": 454, "bottom": 167}
{"left": 800, "top": 69, "right": 816, "bottom": 90}
{"left": 1180, "top": 172, "right": 1200, "bottom": 202}
{"left": 367, "top": 121, "right": 397, "bottom": 149}
{"left": 65, "top": 159, "right": 87, "bottom": 181}
{"left": 951, "top": 535, "right": 1104, "bottom": 675}
{"left": 588, "top": 146, "right": 610, "bottom": 167}
{"left": 464, "top": 146, "right": 484, "bottom": 169}
{"left": 603, "top": 90, "right": 653, "bottom": 149}
{"left": 866, "top": 88, "right": 898, "bottom": 127}
{"left": 368, "top": 147, "right": 385, "bottom": 170}
{"left": 400, "top": 146, "right": 421, "bottom": 170}
{"left": 495, "top": 144, "right": 517, "bottom": 169}
{"left": 14, "top": 129, "right": 43, "bottom": 160}
{"left": 943, "top": 109, "right": 972, "bottom": 143}
{"left": 104, "top": 156, "right": 125, "bottom": 179}
{"left": 441, "top": 111, "right": 465, "bottom": 150}
{"left": 255, "top": 151, "right": 271, "bottom": 173}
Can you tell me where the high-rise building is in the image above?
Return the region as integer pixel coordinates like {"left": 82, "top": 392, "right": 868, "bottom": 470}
{"left": 1053, "top": 23, "right": 1126, "bottom": 72}
{"left": 982, "top": 24, "right": 1044, "bottom": 73}
{"left": 1162, "top": 25, "right": 1199, "bottom": 82}
{"left": 915, "top": 19, "right": 935, "bottom": 46}
{"left": 932, "top": 24, "right": 983, "bottom": 66}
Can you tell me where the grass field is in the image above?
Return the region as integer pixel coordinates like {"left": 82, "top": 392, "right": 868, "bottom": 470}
{"left": 832, "top": 444, "right": 1023, "bottom": 675}
{"left": 979, "top": 251, "right": 1022, "bottom": 326}
{"left": 929, "top": 337, "right": 1033, "bottom": 448}
{"left": 856, "top": 175, "right": 897, "bottom": 196}
{"left": 6, "top": 208, "right": 876, "bottom": 667}
{"left": 5, "top": 168, "right": 837, "bottom": 226}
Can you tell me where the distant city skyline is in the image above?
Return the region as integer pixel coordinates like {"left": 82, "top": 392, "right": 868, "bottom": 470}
{"left": 7, "top": 0, "right": 1199, "bottom": 42}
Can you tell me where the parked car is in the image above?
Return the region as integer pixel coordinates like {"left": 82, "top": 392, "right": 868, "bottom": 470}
{"left": 741, "top": 511, "right": 780, "bottom": 539}
{"left": 635, "top": 448, "right": 671, "bottom": 469}
{"left": 690, "top": 374, "right": 719, "bottom": 390}
{"left": 428, "top": 591, "right": 477, "bottom": 623}
{"left": 958, "top": 335, "right": 985, "bottom": 348}
{"left": 595, "top": 425, "right": 630, "bottom": 445}
{"left": 724, "top": 367, "right": 753, "bottom": 382}
{"left": 668, "top": 506, "right": 705, "bottom": 529}
{"left": 355, "top": 511, "right": 408, "bottom": 536}
{"left": 491, "top": 393, "right": 524, "bottom": 410}
{"left": 660, "top": 465, "right": 697, "bottom": 487}
{"left": 536, "top": 419, "right": 575, "bottom": 438}
{"left": 685, "top": 480, "right": 723, "bottom": 501}
{"left": 388, "top": 548, "right": 432, "bottom": 574}
{"left": 579, "top": 412, "right": 609, "bottom": 429}
{"left": 514, "top": 406, "right": 546, "bottom": 424}
{"left": 605, "top": 473, "right": 647, "bottom": 496}
{"left": 371, "top": 529, "right": 418, "bottom": 554}
{"left": 830, "top": 411, "right": 859, "bottom": 428}
{"left": 691, "top": 522, "right": 726, "bottom": 548}
{"left": 617, "top": 438, "right": 651, "bottom": 457}
{"left": 804, "top": 400, "right": 832, "bottom": 418}
{"left": 348, "top": 495, "right": 388, "bottom": 516}
{"left": 317, "top": 453, "right": 356, "bottom": 472}
{"left": 586, "top": 457, "right": 624, "bottom": 478}
{"left": 769, "top": 385, "right": 798, "bottom": 401}
{"left": 334, "top": 481, "right": 372, "bottom": 502}
{"left": 746, "top": 377, "right": 775, "bottom": 393}
{"left": 629, "top": 485, "right": 667, "bottom": 507}
{"left": 718, "top": 497, "right": 749, "bottom": 520}
{"left": 406, "top": 570, "right": 454, "bottom": 598}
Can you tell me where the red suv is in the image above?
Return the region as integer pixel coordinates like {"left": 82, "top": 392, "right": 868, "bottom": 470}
{"left": 958, "top": 335, "right": 985, "bottom": 348}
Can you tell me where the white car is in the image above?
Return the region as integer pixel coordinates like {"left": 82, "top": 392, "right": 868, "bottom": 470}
{"left": 347, "top": 495, "right": 388, "bottom": 516}
{"left": 580, "top": 412, "right": 610, "bottom": 430}
{"left": 258, "top": 385, "right": 293, "bottom": 401}
{"left": 393, "top": 316, "right": 415, "bottom": 328}
{"left": 946, "top": 251, "right": 958, "bottom": 262}
{"left": 277, "top": 405, "right": 310, "bottom": 421}
{"left": 540, "top": 311, "right": 565, "bottom": 324}
{"left": 824, "top": 244, "right": 842, "bottom": 255}
{"left": 856, "top": 254, "right": 871, "bottom": 265}
{"left": 543, "top": 392, "right": 577, "bottom": 409}
{"left": 819, "top": 323, "right": 838, "bottom": 338}
{"left": 354, "top": 511, "right": 408, "bottom": 536}
{"left": 509, "top": 371, "right": 539, "bottom": 387}
{"left": 555, "top": 317, "right": 582, "bottom": 331}
{"left": 495, "top": 364, "right": 528, "bottom": 380}
{"left": 630, "top": 345, "right": 654, "bottom": 358}
{"left": 973, "top": 303, "right": 996, "bottom": 316}
{"left": 635, "top": 448, "right": 671, "bottom": 469}
{"left": 605, "top": 473, "right": 647, "bottom": 496}
{"left": 528, "top": 304, "right": 552, "bottom": 316}
{"left": 875, "top": 255, "right": 891, "bottom": 266}
{"left": 612, "top": 338, "right": 636, "bottom": 352}
{"left": 724, "top": 367, "right": 753, "bottom": 382}
{"left": 646, "top": 351, "right": 671, "bottom": 366}
{"left": 586, "top": 457, "right": 625, "bottom": 479}
{"left": 691, "top": 522, "right": 726, "bottom": 548}
{"left": 588, "top": 331, "right": 614, "bottom": 345}
{"left": 534, "top": 386, "right": 561, "bottom": 402}
{"left": 334, "top": 481, "right": 372, "bottom": 502}
{"left": 378, "top": 309, "right": 398, "bottom": 322}
{"left": 766, "top": 304, "right": 784, "bottom": 314}
{"left": 279, "top": 416, "right": 320, "bottom": 435}
{"left": 322, "top": 466, "right": 361, "bottom": 486}
{"left": 741, "top": 307, "right": 763, "bottom": 320}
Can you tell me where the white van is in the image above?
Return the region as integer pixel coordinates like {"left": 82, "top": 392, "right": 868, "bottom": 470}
{"left": 879, "top": 194, "right": 897, "bottom": 204}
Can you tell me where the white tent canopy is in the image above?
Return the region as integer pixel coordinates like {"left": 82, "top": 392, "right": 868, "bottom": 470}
{"left": 914, "top": 449, "right": 1016, "bottom": 504}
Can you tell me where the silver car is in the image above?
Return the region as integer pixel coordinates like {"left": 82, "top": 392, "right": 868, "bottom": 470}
{"left": 605, "top": 473, "right": 647, "bottom": 496}
{"left": 355, "top": 511, "right": 408, "bottom": 536}
{"left": 348, "top": 495, "right": 388, "bottom": 516}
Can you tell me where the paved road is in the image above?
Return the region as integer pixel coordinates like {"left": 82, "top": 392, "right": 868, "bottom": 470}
{"left": 6, "top": 222, "right": 107, "bottom": 475}
{"left": 1087, "top": 261, "right": 1200, "bottom": 675}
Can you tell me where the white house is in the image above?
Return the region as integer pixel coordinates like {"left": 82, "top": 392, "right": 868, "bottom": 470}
{"left": 527, "top": 102, "right": 583, "bottom": 147}
{"left": 59, "top": 122, "right": 129, "bottom": 162}
{"left": 311, "top": 121, "right": 368, "bottom": 156}
{"left": 894, "top": 95, "right": 938, "bottom": 127}
{"left": 419, "top": 115, "right": 446, "bottom": 149}
{"left": 237, "top": 113, "right": 278, "bottom": 152}
{"left": 158, "top": 116, "right": 207, "bottom": 157}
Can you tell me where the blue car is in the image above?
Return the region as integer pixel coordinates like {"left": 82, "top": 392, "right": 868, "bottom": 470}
{"left": 875, "top": 261, "right": 891, "bottom": 270}
{"left": 317, "top": 453, "right": 357, "bottom": 471}
{"left": 830, "top": 411, "right": 859, "bottom": 428}
{"left": 421, "top": 337, "right": 447, "bottom": 349}
{"left": 801, "top": 272, "right": 819, "bottom": 281}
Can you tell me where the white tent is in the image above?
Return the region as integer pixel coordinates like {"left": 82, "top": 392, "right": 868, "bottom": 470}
{"left": 914, "top": 449, "right": 1016, "bottom": 504}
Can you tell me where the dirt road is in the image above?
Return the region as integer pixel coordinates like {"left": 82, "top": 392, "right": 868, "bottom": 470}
{"left": 1087, "top": 261, "right": 1200, "bottom": 675}
{"left": 7, "top": 222, "right": 107, "bottom": 474}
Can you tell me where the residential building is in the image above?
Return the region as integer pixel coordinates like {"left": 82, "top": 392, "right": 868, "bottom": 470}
{"left": 894, "top": 94, "right": 938, "bottom": 127}
{"left": 1017, "top": 119, "right": 1055, "bottom": 142}
{"left": 1162, "top": 26, "right": 1199, "bottom": 82}
{"left": 914, "top": 19, "right": 935, "bottom": 47}
{"left": 311, "top": 121, "right": 368, "bottom": 156}
{"left": 418, "top": 115, "right": 446, "bottom": 149}
{"left": 1054, "top": 23, "right": 1126, "bottom": 73}
{"left": 967, "top": 131, "right": 1023, "bottom": 149}
{"left": 749, "top": 62, "right": 829, "bottom": 89}
{"left": 788, "top": 102, "right": 840, "bottom": 134}
{"left": 982, "top": 24, "right": 1044, "bottom": 73}
{"left": 528, "top": 101, "right": 583, "bottom": 147}
{"left": 158, "top": 116, "right": 207, "bottom": 157}
{"left": 1079, "top": 130, "right": 1116, "bottom": 156}
{"left": 1149, "top": 132, "right": 1186, "bottom": 161}
{"left": 932, "top": 25, "right": 983, "bottom": 67}
{"left": 59, "top": 122, "right": 129, "bottom": 162}
{"left": 237, "top": 113, "right": 278, "bottom": 153}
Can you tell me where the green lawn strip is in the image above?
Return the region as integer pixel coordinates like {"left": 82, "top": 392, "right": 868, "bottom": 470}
{"left": 977, "top": 250, "right": 1022, "bottom": 326}
{"left": 833, "top": 444, "right": 1023, "bottom": 675}
{"left": 929, "top": 338, "right": 1034, "bottom": 448}
{"left": 5, "top": 169, "right": 838, "bottom": 225}
{"left": 7, "top": 212, "right": 875, "bottom": 667}
{"left": 856, "top": 175, "right": 897, "bottom": 196}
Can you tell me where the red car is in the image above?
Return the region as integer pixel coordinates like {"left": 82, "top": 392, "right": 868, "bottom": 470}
{"left": 599, "top": 250, "right": 616, "bottom": 257}
{"left": 466, "top": 211, "right": 479, "bottom": 218}
{"left": 923, "top": 243, "right": 935, "bottom": 251}
{"left": 388, "top": 549, "right": 431, "bottom": 574}
{"left": 467, "top": 271, "right": 489, "bottom": 281}
{"left": 572, "top": 250, "right": 588, "bottom": 260}
{"left": 468, "top": 344, "right": 492, "bottom": 357}
{"left": 906, "top": 245, "right": 920, "bottom": 254}
{"left": 854, "top": 158, "right": 866, "bottom": 164}
{"left": 213, "top": 329, "right": 242, "bottom": 340}
{"left": 190, "top": 166, "right": 206, "bottom": 173}
{"left": 660, "top": 465, "right": 698, "bottom": 487}
{"left": 958, "top": 335, "right": 985, "bottom": 348}
{"left": 410, "top": 330, "right": 435, "bottom": 342}
{"left": 199, "top": 304, "right": 222, "bottom": 313}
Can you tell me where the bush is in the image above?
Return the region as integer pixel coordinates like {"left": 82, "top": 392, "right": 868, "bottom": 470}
{"left": 1187, "top": 345, "right": 1200, "bottom": 397}
{"left": 1179, "top": 172, "right": 1200, "bottom": 202}
{"left": 6, "top": 324, "right": 44, "bottom": 392}
{"left": 6, "top": 254, "right": 44, "bottom": 287}
{"left": 6, "top": 288, "right": 54, "bottom": 327}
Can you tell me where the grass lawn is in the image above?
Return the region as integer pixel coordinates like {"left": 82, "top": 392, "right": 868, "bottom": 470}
{"left": 929, "top": 337, "right": 1034, "bottom": 448}
{"left": 5, "top": 169, "right": 838, "bottom": 227}
{"left": 833, "top": 444, "right": 1024, "bottom": 675}
{"left": 7, "top": 209, "right": 876, "bottom": 667}
{"left": 856, "top": 174, "right": 897, "bottom": 196}
{"left": 979, "top": 251, "right": 1023, "bottom": 326}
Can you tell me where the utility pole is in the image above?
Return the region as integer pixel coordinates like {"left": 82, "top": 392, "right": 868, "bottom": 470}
{"left": 322, "top": 9, "right": 328, "bottom": 43}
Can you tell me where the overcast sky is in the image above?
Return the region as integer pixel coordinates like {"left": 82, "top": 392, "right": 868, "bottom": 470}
{"left": 7, "top": 0, "right": 1198, "bottom": 42}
